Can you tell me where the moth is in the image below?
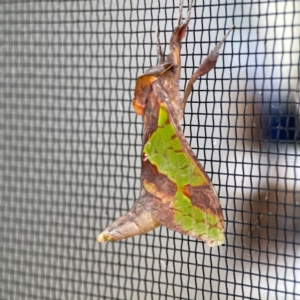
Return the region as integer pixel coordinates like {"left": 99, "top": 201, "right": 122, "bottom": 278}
{"left": 98, "top": 0, "right": 234, "bottom": 246}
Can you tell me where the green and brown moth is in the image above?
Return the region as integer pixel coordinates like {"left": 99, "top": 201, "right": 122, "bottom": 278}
{"left": 98, "top": 0, "right": 234, "bottom": 246}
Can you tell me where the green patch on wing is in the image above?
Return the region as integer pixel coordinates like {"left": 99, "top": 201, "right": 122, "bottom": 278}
{"left": 173, "top": 190, "right": 223, "bottom": 242}
{"left": 143, "top": 104, "right": 207, "bottom": 187}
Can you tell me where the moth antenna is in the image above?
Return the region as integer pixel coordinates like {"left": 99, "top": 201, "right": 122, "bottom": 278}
{"left": 156, "top": 28, "right": 165, "bottom": 64}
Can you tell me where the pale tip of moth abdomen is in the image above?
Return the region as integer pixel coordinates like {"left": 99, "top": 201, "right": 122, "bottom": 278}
{"left": 97, "top": 215, "right": 144, "bottom": 243}
{"left": 97, "top": 200, "right": 160, "bottom": 243}
{"left": 97, "top": 221, "right": 141, "bottom": 243}
{"left": 97, "top": 232, "right": 111, "bottom": 243}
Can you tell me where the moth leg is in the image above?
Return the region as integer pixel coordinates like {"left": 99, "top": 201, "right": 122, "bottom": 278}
{"left": 168, "top": 0, "right": 194, "bottom": 66}
{"left": 181, "top": 25, "right": 235, "bottom": 110}
{"left": 156, "top": 28, "right": 165, "bottom": 64}
{"left": 178, "top": 0, "right": 184, "bottom": 25}
{"left": 178, "top": 0, "right": 193, "bottom": 26}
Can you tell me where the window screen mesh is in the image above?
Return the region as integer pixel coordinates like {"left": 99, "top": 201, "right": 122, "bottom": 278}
{"left": 1, "top": 1, "right": 299, "bottom": 299}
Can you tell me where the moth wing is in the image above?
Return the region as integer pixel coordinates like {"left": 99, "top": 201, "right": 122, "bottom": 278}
{"left": 142, "top": 103, "right": 225, "bottom": 246}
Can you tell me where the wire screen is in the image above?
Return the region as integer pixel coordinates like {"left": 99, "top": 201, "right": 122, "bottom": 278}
{"left": 1, "top": 1, "right": 299, "bottom": 299}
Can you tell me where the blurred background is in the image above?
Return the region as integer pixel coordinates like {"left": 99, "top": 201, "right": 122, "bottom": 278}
{"left": 1, "top": 1, "right": 299, "bottom": 299}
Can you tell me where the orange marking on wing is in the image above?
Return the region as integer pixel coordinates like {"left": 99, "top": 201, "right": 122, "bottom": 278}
{"left": 181, "top": 185, "right": 191, "bottom": 198}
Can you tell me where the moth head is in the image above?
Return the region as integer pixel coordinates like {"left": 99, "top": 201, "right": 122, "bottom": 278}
{"left": 132, "top": 63, "right": 176, "bottom": 115}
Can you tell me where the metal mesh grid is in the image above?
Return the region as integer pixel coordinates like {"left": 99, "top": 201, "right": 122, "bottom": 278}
{"left": 1, "top": 1, "right": 299, "bottom": 299}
